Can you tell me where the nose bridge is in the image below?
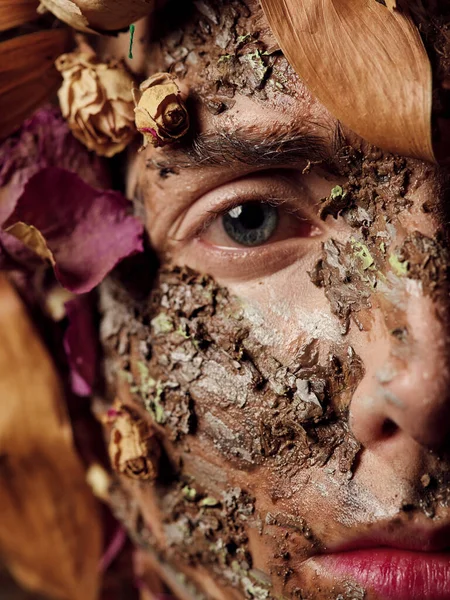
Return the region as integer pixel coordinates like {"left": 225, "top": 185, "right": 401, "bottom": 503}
{"left": 350, "top": 289, "right": 450, "bottom": 451}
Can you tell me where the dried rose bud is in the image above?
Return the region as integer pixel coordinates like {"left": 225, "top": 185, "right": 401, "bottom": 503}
{"left": 39, "top": 0, "right": 155, "bottom": 33}
{"left": 107, "top": 404, "right": 160, "bottom": 481}
{"left": 133, "top": 73, "right": 189, "bottom": 148}
{"left": 56, "top": 51, "right": 136, "bottom": 157}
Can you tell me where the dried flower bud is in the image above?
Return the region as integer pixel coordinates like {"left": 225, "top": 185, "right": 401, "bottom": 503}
{"left": 107, "top": 404, "right": 160, "bottom": 481}
{"left": 39, "top": 0, "right": 155, "bottom": 33}
{"left": 133, "top": 73, "right": 189, "bottom": 148}
{"left": 56, "top": 51, "right": 136, "bottom": 157}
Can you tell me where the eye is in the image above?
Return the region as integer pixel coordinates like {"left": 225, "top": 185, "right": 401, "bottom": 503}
{"left": 222, "top": 202, "right": 278, "bottom": 247}
{"left": 169, "top": 171, "right": 328, "bottom": 280}
{"left": 199, "top": 198, "right": 320, "bottom": 250}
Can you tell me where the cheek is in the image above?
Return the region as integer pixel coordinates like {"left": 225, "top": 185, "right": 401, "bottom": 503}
{"left": 224, "top": 257, "right": 345, "bottom": 362}
{"left": 100, "top": 264, "right": 366, "bottom": 597}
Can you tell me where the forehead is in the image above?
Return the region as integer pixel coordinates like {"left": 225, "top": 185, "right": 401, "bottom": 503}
{"left": 137, "top": 0, "right": 340, "bottom": 198}
{"left": 147, "top": 0, "right": 326, "bottom": 116}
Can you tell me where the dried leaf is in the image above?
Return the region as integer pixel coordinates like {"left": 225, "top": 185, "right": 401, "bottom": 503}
{"left": 2, "top": 167, "right": 144, "bottom": 294}
{"left": 385, "top": 0, "right": 397, "bottom": 10}
{"left": 56, "top": 51, "right": 136, "bottom": 157}
{"left": 40, "top": 0, "right": 154, "bottom": 32}
{"left": 0, "top": 275, "right": 101, "bottom": 600}
{"left": 259, "top": 0, "right": 434, "bottom": 161}
{"left": 0, "top": 107, "right": 111, "bottom": 223}
{"left": 0, "top": 0, "right": 39, "bottom": 31}
{"left": 5, "top": 222, "right": 55, "bottom": 265}
{"left": 0, "top": 30, "right": 70, "bottom": 138}
{"left": 134, "top": 73, "right": 189, "bottom": 148}
{"left": 39, "top": 0, "right": 92, "bottom": 32}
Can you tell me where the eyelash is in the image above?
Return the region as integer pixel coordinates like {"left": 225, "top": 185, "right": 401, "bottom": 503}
{"left": 184, "top": 195, "right": 309, "bottom": 242}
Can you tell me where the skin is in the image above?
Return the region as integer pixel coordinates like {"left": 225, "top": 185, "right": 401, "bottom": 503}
{"left": 99, "top": 2, "right": 450, "bottom": 598}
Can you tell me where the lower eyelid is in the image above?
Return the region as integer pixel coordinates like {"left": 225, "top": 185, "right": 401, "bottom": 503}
{"left": 179, "top": 236, "right": 319, "bottom": 282}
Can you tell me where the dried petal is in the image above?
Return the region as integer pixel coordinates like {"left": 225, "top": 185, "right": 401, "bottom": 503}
{"left": 106, "top": 404, "right": 160, "bottom": 480}
{"left": 0, "top": 0, "right": 39, "bottom": 31}
{"left": 0, "top": 30, "right": 70, "bottom": 139}
{"left": 259, "top": 0, "right": 434, "bottom": 161}
{"left": 5, "top": 222, "right": 55, "bottom": 265}
{"left": 38, "top": 0, "right": 93, "bottom": 32}
{"left": 0, "top": 275, "right": 101, "bottom": 599}
{"left": 56, "top": 51, "right": 137, "bottom": 157}
{"left": 64, "top": 295, "right": 98, "bottom": 396}
{"left": 134, "top": 73, "right": 189, "bottom": 148}
{"left": 3, "top": 167, "right": 144, "bottom": 293}
{"left": 0, "top": 107, "right": 111, "bottom": 218}
{"left": 40, "top": 0, "right": 154, "bottom": 32}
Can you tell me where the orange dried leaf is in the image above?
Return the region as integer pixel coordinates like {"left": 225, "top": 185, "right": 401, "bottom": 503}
{"left": 0, "top": 276, "right": 101, "bottom": 600}
{"left": 259, "top": 0, "right": 434, "bottom": 161}
{"left": 0, "top": 29, "right": 70, "bottom": 139}
{"left": 0, "top": 0, "right": 39, "bottom": 31}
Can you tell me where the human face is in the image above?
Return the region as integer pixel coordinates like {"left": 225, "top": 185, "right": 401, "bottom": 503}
{"left": 101, "top": 2, "right": 450, "bottom": 599}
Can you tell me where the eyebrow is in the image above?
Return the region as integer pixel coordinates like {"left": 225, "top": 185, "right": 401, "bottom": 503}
{"left": 147, "top": 126, "right": 343, "bottom": 173}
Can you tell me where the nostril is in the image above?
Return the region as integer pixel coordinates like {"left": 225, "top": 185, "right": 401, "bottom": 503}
{"left": 381, "top": 418, "right": 398, "bottom": 438}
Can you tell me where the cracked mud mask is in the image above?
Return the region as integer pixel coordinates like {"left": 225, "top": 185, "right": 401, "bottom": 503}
{"left": 99, "top": 154, "right": 450, "bottom": 599}
{"left": 96, "top": 1, "right": 450, "bottom": 598}
{"left": 100, "top": 266, "right": 366, "bottom": 599}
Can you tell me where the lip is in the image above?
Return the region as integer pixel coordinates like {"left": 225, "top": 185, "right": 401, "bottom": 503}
{"left": 314, "top": 548, "right": 450, "bottom": 600}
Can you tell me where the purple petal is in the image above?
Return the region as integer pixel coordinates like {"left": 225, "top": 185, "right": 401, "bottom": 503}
{"left": 6, "top": 167, "right": 144, "bottom": 293}
{"left": 0, "top": 107, "right": 110, "bottom": 224}
{"left": 64, "top": 296, "right": 98, "bottom": 397}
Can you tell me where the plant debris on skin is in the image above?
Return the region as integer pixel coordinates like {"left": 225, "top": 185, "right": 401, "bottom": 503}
{"left": 101, "top": 267, "right": 363, "bottom": 475}
{"left": 107, "top": 476, "right": 271, "bottom": 599}
{"left": 98, "top": 266, "right": 365, "bottom": 599}
{"left": 147, "top": 0, "right": 294, "bottom": 113}
{"left": 395, "top": 231, "right": 450, "bottom": 297}
{"left": 311, "top": 144, "right": 450, "bottom": 331}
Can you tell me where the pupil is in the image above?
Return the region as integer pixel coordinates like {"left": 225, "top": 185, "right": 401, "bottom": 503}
{"left": 222, "top": 202, "right": 278, "bottom": 246}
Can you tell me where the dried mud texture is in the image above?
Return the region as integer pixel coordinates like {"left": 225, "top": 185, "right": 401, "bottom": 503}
{"left": 160, "top": 485, "right": 270, "bottom": 597}
{"left": 396, "top": 231, "right": 450, "bottom": 297}
{"left": 313, "top": 146, "right": 450, "bottom": 329}
{"left": 108, "top": 475, "right": 272, "bottom": 599}
{"left": 101, "top": 266, "right": 363, "bottom": 475}
{"left": 319, "top": 146, "right": 412, "bottom": 221}
{"left": 99, "top": 266, "right": 365, "bottom": 599}
{"left": 404, "top": 465, "right": 450, "bottom": 519}
{"left": 149, "top": 0, "right": 295, "bottom": 111}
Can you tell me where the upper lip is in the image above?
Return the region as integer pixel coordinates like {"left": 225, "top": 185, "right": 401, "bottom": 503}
{"left": 325, "top": 523, "right": 450, "bottom": 554}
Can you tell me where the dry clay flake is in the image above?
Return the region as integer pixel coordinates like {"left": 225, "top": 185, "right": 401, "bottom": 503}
{"left": 99, "top": 266, "right": 364, "bottom": 598}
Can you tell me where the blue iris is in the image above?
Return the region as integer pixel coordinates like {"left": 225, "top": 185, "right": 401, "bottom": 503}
{"left": 222, "top": 202, "right": 278, "bottom": 246}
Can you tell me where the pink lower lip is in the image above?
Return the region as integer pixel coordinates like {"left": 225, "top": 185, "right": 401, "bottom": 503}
{"left": 317, "top": 549, "right": 450, "bottom": 600}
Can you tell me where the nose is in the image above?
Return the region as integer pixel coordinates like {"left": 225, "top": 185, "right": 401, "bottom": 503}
{"left": 349, "top": 291, "right": 450, "bottom": 451}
